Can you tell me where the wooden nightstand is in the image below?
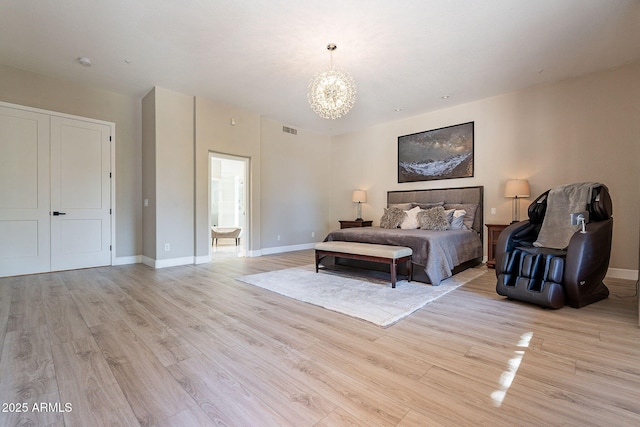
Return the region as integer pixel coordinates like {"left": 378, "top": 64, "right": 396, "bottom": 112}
{"left": 486, "top": 223, "right": 509, "bottom": 269}
{"left": 339, "top": 220, "right": 373, "bottom": 229}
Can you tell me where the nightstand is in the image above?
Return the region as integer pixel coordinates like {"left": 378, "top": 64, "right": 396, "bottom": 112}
{"left": 339, "top": 220, "right": 373, "bottom": 229}
{"left": 486, "top": 223, "right": 509, "bottom": 269}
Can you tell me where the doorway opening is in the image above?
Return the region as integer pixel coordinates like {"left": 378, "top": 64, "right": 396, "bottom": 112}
{"left": 209, "top": 152, "right": 249, "bottom": 260}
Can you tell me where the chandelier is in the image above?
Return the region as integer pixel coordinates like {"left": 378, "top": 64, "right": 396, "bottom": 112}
{"left": 307, "top": 44, "right": 357, "bottom": 120}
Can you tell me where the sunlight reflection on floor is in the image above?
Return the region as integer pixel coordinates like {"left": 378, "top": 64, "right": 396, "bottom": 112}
{"left": 491, "top": 331, "right": 533, "bottom": 407}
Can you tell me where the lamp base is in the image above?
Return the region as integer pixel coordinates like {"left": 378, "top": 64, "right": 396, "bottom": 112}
{"left": 511, "top": 197, "right": 522, "bottom": 223}
{"left": 355, "top": 202, "right": 363, "bottom": 222}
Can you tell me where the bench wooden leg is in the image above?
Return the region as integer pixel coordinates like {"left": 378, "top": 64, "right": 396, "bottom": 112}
{"left": 390, "top": 261, "right": 397, "bottom": 288}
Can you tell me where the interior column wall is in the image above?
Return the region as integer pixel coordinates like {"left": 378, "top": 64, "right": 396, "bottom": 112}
{"left": 142, "top": 87, "right": 195, "bottom": 265}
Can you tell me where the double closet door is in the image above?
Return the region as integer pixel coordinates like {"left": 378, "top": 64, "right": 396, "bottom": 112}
{"left": 0, "top": 104, "right": 112, "bottom": 277}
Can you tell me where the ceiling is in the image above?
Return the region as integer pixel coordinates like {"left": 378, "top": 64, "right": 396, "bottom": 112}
{"left": 1, "top": 0, "right": 639, "bottom": 135}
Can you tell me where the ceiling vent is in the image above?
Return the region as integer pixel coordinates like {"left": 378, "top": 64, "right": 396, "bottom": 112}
{"left": 282, "top": 126, "right": 298, "bottom": 135}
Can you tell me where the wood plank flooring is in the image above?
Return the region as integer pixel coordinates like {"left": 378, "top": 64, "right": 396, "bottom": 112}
{"left": 0, "top": 249, "right": 639, "bottom": 426}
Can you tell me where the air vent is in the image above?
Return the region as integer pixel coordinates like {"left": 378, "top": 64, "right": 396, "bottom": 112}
{"left": 282, "top": 126, "right": 298, "bottom": 135}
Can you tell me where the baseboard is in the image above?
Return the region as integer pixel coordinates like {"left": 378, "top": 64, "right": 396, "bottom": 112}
{"left": 113, "top": 255, "right": 141, "bottom": 265}
{"left": 194, "top": 255, "right": 211, "bottom": 264}
{"left": 260, "top": 242, "right": 316, "bottom": 256}
{"left": 118, "top": 254, "right": 638, "bottom": 282}
{"left": 141, "top": 256, "right": 155, "bottom": 268}
{"left": 141, "top": 256, "right": 195, "bottom": 269}
{"left": 606, "top": 268, "right": 638, "bottom": 281}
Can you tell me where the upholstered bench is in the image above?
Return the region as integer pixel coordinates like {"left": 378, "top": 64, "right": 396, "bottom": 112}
{"left": 314, "top": 241, "right": 412, "bottom": 288}
{"left": 211, "top": 227, "right": 242, "bottom": 246}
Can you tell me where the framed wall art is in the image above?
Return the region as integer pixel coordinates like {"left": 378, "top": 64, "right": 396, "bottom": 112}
{"left": 398, "top": 121, "right": 474, "bottom": 183}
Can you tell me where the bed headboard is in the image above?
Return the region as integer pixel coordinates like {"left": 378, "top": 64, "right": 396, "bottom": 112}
{"left": 387, "top": 186, "right": 484, "bottom": 236}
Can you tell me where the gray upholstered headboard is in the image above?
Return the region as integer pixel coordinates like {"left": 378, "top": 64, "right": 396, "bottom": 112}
{"left": 387, "top": 186, "right": 484, "bottom": 237}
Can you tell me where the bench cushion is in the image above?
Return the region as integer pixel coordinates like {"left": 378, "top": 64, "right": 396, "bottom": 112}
{"left": 211, "top": 227, "right": 241, "bottom": 238}
{"left": 315, "top": 241, "right": 412, "bottom": 259}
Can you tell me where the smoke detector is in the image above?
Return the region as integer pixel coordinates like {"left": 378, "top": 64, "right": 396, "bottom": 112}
{"left": 77, "top": 57, "right": 92, "bottom": 67}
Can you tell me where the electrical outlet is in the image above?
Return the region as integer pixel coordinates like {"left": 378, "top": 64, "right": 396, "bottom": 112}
{"left": 164, "top": 243, "right": 170, "bottom": 251}
{"left": 311, "top": 231, "right": 315, "bottom": 238}
{"left": 144, "top": 198, "right": 149, "bottom": 207}
{"left": 277, "top": 235, "right": 281, "bottom": 241}
{"left": 490, "top": 207, "right": 496, "bottom": 215}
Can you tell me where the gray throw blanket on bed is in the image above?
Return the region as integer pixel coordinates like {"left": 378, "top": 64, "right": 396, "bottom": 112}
{"left": 533, "top": 182, "right": 602, "bottom": 250}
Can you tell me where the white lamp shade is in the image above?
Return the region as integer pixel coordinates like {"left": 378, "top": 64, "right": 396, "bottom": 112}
{"left": 504, "top": 179, "right": 530, "bottom": 198}
{"left": 352, "top": 190, "right": 366, "bottom": 203}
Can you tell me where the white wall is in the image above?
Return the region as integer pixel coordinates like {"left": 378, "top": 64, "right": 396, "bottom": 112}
{"left": 330, "top": 63, "right": 640, "bottom": 273}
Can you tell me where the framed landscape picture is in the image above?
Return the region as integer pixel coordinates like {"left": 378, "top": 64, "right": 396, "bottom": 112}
{"left": 398, "top": 121, "right": 474, "bottom": 183}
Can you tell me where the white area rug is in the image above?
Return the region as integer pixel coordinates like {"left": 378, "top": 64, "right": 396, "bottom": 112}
{"left": 236, "top": 265, "right": 486, "bottom": 327}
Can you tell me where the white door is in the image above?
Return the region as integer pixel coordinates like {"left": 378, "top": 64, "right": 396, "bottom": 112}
{"left": 0, "top": 106, "right": 51, "bottom": 276}
{"left": 50, "top": 117, "right": 112, "bottom": 271}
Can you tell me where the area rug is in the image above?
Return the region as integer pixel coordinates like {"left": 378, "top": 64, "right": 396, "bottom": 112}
{"left": 236, "top": 265, "right": 487, "bottom": 327}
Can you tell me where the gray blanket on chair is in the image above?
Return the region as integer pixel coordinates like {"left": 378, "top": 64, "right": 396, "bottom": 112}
{"left": 533, "top": 182, "right": 601, "bottom": 250}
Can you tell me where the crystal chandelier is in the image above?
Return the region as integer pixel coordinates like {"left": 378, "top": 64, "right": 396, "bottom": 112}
{"left": 308, "top": 44, "right": 357, "bottom": 120}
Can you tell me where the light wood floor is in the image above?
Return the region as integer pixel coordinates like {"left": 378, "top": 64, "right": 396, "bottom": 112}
{"left": 1, "top": 250, "right": 639, "bottom": 426}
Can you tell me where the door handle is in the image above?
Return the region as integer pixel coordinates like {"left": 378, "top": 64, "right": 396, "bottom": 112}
{"left": 52, "top": 211, "right": 67, "bottom": 216}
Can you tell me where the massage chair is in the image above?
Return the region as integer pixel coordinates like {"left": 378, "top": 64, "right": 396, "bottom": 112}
{"left": 495, "top": 183, "right": 613, "bottom": 309}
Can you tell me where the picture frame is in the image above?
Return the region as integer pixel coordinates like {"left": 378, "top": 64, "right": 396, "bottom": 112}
{"left": 398, "top": 121, "right": 474, "bottom": 183}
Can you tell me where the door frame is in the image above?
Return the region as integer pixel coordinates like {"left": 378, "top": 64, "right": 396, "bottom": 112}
{"left": 208, "top": 151, "right": 250, "bottom": 258}
{"left": 0, "top": 101, "right": 116, "bottom": 269}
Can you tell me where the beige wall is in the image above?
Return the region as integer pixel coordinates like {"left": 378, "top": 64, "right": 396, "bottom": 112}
{"left": 0, "top": 64, "right": 142, "bottom": 259}
{"left": 194, "top": 97, "right": 262, "bottom": 258}
{"left": 141, "top": 89, "right": 157, "bottom": 259}
{"left": 330, "top": 62, "right": 640, "bottom": 272}
{"left": 142, "top": 87, "right": 195, "bottom": 262}
{"left": 3, "top": 62, "right": 637, "bottom": 274}
{"left": 146, "top": 91, "right": 332, "bottom": 263}
{"left": 260, "top": 118, "right": 332, "bottom": 250}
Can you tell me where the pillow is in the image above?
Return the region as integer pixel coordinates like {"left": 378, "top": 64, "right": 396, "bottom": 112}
{"left": 380, "top": 207, "right": 407, "bottom": 229}
{"left": 449, "top": 209, "right": 466, "bottom": 229}
{"left": 417, "top": 206, "right": 449, "bottom": 231}
{"left": 389, "top": 203, "right": 413, "bottom": 210}
{"left": 443, "top": 208, "right": 455, "bottom": 224}
{"left": 444, "top": 203, "right": 478, "bottom": 230}
{"left": 400, "top": 206, "right": 421, "bottom": 229}
{"left": 411, "top": 201, "right": 445, "bottom": 210}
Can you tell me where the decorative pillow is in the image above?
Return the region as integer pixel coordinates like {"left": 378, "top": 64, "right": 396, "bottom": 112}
{"left": 443, "top": 208, "right": 455, "bottom": 224}
{"left": 449, "top": 209, "right": 467, "bottom": 229}
{"left": 417, "top": 206, "right": 450, "bottom": 231}
{"left": 444, "top": 203, "right": 478, "bottom": 230}
{"left": 380, "top": 207, "right": 407, "bottom": 229}
{"left": 400, "top": 206, "right": 421, "bottom": 229}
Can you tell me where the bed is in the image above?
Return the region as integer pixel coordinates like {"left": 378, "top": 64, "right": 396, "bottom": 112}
{"left": 323, "top": 186, "right": 484, "bottom": 285}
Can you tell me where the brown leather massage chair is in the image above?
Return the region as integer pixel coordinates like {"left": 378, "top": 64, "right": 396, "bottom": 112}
{"left": 495, "top": 183, "right": 612, "bottom": 309}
